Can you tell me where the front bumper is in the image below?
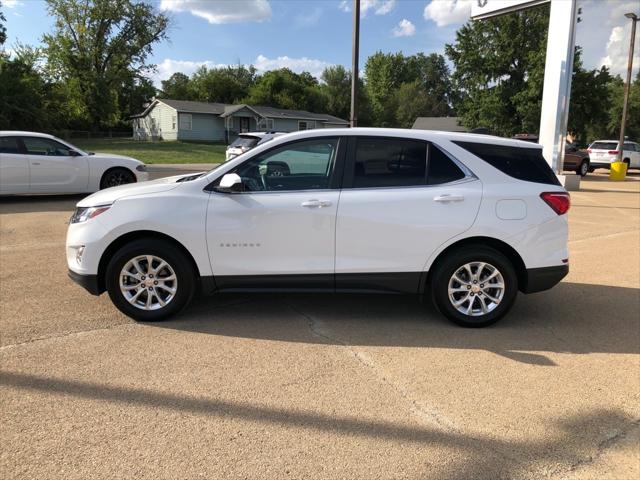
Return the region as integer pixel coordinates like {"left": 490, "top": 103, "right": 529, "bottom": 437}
{"left": 521, "top": 265, "right": 569, "bottom": 293}
{"left": 68, "top": 269, "right": 102, "bottom": 295}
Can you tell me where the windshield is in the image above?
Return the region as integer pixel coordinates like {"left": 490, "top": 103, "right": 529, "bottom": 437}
{"left": 229, "top": 136, "right": 260, "bottom": 149}
{"left": 590, "top": 142, "right": 618, "bottom": 150}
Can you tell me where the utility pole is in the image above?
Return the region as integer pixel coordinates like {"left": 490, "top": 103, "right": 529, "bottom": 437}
{"left": 350, "top": 0, "right": 360, "bottom": 128}
{"left": 617, "top": 12, "right": 638, "bottom": 165}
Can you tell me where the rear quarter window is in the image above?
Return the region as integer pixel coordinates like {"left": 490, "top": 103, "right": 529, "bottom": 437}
{"left": 454, "top": 141, "right": 560, "bottom": 186}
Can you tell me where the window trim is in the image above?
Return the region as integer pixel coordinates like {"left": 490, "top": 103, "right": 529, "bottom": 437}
{"left": 341, "top": 136, "right": 476, "bottom": 191}
{"left": 204, "top": 136, "right": 346, "bottom": 193}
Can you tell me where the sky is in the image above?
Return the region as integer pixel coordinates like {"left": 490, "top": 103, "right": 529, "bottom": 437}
{"left": 2, "top": 0, "right": 639, "bottom": 87}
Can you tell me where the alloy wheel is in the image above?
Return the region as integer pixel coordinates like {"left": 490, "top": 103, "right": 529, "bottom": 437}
{"left": 447, "top": 262, "right": 505, "bottom": 317}
{"left": 119, "top": 255, "right": 178, "bottom": 311}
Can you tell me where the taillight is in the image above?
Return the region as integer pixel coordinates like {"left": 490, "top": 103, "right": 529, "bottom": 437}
{"left": 608, "top": 150, "right": 619, "bottom": 154}
{"left": 540, "top": 192, "right": 570, "bottom": 215}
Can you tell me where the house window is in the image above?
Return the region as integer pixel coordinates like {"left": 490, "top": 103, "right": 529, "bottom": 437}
{"left": 172, "top": 116, "right": 177, "bottom": 130}
{"left": 259, "top": 118, "right": 275, "bottom": 131}
{"left": 179, "top": 113, "right": 192, "bottom": 131}
{"left": 298, "top": 120, "right": 315, "bottom": 131}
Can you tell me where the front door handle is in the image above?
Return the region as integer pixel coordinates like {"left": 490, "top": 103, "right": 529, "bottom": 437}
{"left": 433, "top": 194, "right": 464, "bottom": 203}
{"left": 301, "top": 199, "right": 332, "bottom": 208}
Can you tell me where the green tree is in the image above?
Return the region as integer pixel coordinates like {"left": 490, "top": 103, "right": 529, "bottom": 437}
{"left": 0, "top": 45, "right": 50, "bottom": 130}
{"left": 43, "top": 0, "right": 169, "bottom": 130}
{"left": 0, "top": 2, "right": 7, "bottom": 47}
{"left": 189, "top": 65, "right": 256, "bottom": 103}
{"left": 567, "top": 49, "right": 612, "bottom": 145}
{"left": 364, "top": 51, "right": 454, "bottom": 126}
{"left": 364, "top": 51, "right": 411, "bottom": 126}
{"left": 160, "top": 72, "right": 193, "bottom": 100}
{"left": 445, "top": 4, "right": 550, "bottom": 136}
{"left": 606, "top": 72, "right": 640, "bottom": 142}
{"left": 244, "top": 68, "right": 326, "bottom": 112}
{"left": 118, "top": 76, "right": 156, "bottom": 125}
{"left": 320, "top": 65, "right": 372, "bottom": 124}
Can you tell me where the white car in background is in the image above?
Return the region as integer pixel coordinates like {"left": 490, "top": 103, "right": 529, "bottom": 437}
{"left": 0, "top": 131, "right": 148, "bottom": 195}
{"left": 67, "top": 128, "right": 570, "bottom": 328}
{"left": 225, "top": 132, "right": 285, "bottom": 161}
{"left": 587, "top": 140, "right": 640, "bottom": 170}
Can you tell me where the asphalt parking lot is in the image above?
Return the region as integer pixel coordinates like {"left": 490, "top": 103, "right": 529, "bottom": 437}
{"left": 1, "top": 172, "right": 638, "bottom": 479}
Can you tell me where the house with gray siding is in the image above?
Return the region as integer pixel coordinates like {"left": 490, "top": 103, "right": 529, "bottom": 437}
{"left": 132, "top": 99, "right": 348, "bottom": 142}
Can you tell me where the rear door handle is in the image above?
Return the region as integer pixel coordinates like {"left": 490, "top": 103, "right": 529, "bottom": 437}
{"left": 301, "top": 199, "right": 332, "bottom": 208}
{"left": 433, "top": 194, "right": 464, "bottom": 203}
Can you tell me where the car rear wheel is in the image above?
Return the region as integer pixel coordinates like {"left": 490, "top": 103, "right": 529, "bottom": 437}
{"left": 100, "top": 168, "right": 135, "bottom": 189}
{"left": 105, "top": 239, "right": 195, "bottom": 321}
{"left": 578, "top": 160, "right": 589, "bottom": 177}
{"left": 431, "top": 246, "right": 518, "bottom": 327}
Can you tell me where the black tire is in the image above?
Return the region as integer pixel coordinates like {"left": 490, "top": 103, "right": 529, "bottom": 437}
{"left": 623, "top": 159, "right": 631, "bottom": 171}
{"left": 430, "top": 246, "right": 518, "bottom": 328}
{"left": 100, "top": 168, "right": 135, "bottom": 189}
{"left": 577, "top": 159, "right": 589, "bottom": 177}
{"left": 105, "top": 239, "right": 196, "bottom": 321}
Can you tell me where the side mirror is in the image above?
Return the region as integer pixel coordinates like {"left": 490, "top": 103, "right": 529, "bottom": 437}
{"left": 216, "top": 173, "right": 244, "bottom": 193}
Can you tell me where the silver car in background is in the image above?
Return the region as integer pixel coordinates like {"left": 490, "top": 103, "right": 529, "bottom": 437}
{"left": 225, "top": 132, "right": 285, "bottom": 161}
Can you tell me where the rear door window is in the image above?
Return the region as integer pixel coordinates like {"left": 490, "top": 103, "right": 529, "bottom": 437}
{"left": 350, "top": 137, "right": 427, "bottom": 188}
{"left": 454, "top": 141, "right": 560, "bottom": 186}
{"left": 427, "top": 145, "right": 466, "bottom": 185}
{"left": 0, "top": 137, "right": 22, "bottom": 154}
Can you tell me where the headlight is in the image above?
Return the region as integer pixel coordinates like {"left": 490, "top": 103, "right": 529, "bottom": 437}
{"left": 136, "top": 164, "right": 147, "bottom": 172}
{"left": 70, "top": 205, "right": 111, "bottom": 223}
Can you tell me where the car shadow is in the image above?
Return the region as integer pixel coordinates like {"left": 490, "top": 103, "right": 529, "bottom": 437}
{"left": 0, "top": 194, "right": 86, "bottom": 214}
{"left": 152, "top": 281, "right": 640, "bottom": 366}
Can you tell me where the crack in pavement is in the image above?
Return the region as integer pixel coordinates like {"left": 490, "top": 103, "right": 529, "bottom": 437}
{"left": 553, "top": 419, "right": 640, "bottom": 478}
{"left": 285, "top": 301, "right": 462, "bottom": 432}
{"left": 285, "top": 301, "right": 531, "bottom": 467}
{"left": 0, "top": 322, "right": 133, "bottom": 351}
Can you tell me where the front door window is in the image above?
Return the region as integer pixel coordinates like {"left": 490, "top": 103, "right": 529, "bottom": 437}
{"left": 231, "top": 138, "right": 338, "bottom": 192}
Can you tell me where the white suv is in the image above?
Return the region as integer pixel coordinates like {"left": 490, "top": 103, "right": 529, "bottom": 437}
{"left": 588, "top": 140, "right": 640, "bottom": 170}
{"left": 66, "top": 128, "right": 570, "bottom": 327}
{"left": 225, "top": 132, "right": 284, "bottom": 161}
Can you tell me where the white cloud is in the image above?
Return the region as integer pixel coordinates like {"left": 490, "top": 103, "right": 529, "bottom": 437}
{"left": 600, "top": 24, "right": 640, "bottom": 77}
{"left": 160, "top": 0, "right": 271, "bottom": 24}
{"left": 3, "top": 0, "right": 23, "bottom": 8}
{"left": 372, "top": 0, "right": 396, "bottom": 15}
{"left": 339, "top": 0, "right": 396, "bottom": 16}
{"left": 576, "top": 0, "right": 639, "bottom": 77}
{"left": 423, "top": 0, "right": 472, "bottom": 27}
{"left": 149, "top": 54, "right": 334, "bottom": 87}
{"left": 254, "top": 54, "right": 332, "bottom": 79}
{"left": 392, "top": 19, "right": 416, "bottom": 38}
{"left": 151, "top": 58, "right": 226, "bottom": 86}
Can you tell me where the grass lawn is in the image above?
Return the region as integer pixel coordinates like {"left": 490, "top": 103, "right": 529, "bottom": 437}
{"left": 71, "top": 138, "right": 226, "bottom": 164}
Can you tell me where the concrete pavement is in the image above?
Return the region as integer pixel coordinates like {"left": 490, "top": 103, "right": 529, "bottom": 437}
{"left": 0, "top": 172, "right": 638, "bottom": 479}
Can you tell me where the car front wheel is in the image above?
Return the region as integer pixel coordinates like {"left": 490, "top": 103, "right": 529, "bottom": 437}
{"left": 431, "top": 246, "right": 518, "bottom": 327}
{"left": 100, "top": 168, "right": 135, "bottom": 189}
{"left": 105, "top": 239, "right": 195, "bottom": 321}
